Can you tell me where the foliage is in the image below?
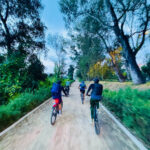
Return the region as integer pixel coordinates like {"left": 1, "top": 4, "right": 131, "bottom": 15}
{"left": 0, "top": 52, "right": 47, "bottom": 105}
{"left": 0, "top": 0, "right": 45, "bottom": 56}
{"left": 67, "top": 65, "right": 74, "bottom": 80}
{"left": 0, "top": 87, "right": 51, "bottom": 131}
{"left": 88, "top": 60, "right": 117, "bottom": 80}
{"left": 0, "top": 74, "right": 74, "bottom": 131}
{"left": 103, "top": 88, "right": 150, "bottom": 148}
{"left": 0, "top": 0, "right": 46, "bottom": 105}
{"left": 142, "top": 59, "right": 150, "bottom": 80}
{"left": 71, "top": 33, "right": 105, "bottom": 80}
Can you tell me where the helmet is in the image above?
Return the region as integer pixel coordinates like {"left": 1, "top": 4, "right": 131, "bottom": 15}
{"left": 94, "top": 78, "right": 99, "bottom": 83}
{"left": 57, "top": 80, "right": 61, "bottom": 84}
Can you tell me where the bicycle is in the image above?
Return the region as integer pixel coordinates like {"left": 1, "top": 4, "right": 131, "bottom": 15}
{"left": 50, "top": 99, "right": 63, "bottom": 125}
{"left": 64, "top": 86, "right": 70, "bottom": 96}
{"left": 87, "top": 95, "right": 100, "bottom": 135}
{"left": 80, "top": 92, "right": 85, "bottom": 104}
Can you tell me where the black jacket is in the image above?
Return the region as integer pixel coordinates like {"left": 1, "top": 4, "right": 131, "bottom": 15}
{"left": 86, "top": 83, "right": 103, "bottom": 96}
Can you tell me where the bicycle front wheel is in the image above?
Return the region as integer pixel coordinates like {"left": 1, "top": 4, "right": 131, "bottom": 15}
{"left": 94, "top": 107, "right": 100, "bottom": 135}
{"left": 51, "top": 107, "right": 57, "bottom": 125}
{"left": 94, "top": 120, "right": 100, "bottom": 135}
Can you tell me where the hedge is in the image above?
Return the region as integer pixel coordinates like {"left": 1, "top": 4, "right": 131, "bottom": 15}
{"left": 0, "top": 87, "right": 51, "bottom": 132}
{"left": 103, "top": 87, "right": 150, "bottom": 149}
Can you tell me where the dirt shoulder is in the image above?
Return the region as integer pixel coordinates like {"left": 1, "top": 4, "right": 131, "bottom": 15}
{"left": 99, "top": 81, "right": 150, "bottom": 91}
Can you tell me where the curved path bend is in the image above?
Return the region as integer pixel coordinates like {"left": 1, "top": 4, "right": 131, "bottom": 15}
{"left": 0, "top": 82, "right": 141, "bottom": 150}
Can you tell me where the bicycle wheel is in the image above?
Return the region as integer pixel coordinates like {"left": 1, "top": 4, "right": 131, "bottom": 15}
{"left": 51, "top": 107, "right": 57, "bottom": 125}
{"left": 94, "top": 108, "right": 100, "bottom": 135}
{"left": 81, "top": 93, "right": 84, "bottom": 104}
{"left": 94, "top": 120, "right": 100, "bottom": 135}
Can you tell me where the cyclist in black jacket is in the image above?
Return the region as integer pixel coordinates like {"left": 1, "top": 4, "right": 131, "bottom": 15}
{"left": 86, "top": 78, "right": 103, "bottom": 124}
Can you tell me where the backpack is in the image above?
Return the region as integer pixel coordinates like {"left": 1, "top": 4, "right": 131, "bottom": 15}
{"left": 80, "top": 83, "right": 85, "bottom": 90}
{"left": 51, "top": 83, "right": 59, "bottom": 99}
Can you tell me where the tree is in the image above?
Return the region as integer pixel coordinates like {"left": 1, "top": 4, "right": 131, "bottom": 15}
{"left": 0, "top": 0, "right": 45, "bottom": 57}
{"left": 108, "top": 47, "right": 126, "bottom": 82}
{"left": 68, "top": 65, "right": 74, "bottom": 80}
{"left": 142, "top": 59, "right": 150, "bottom": 80}
{"left": 48, "top": 34, "right": 68, "bottom": 78}
{"left": 70, "top": 32, "right": 105, "bottom": 80}
{"left": 88, "top": 60, "right": 117, "bottom": 80}
{"left": 59, "top": 0, "right": 150, "bottom": 84}
{"left": 27, "top": 54, "right": 47, "bottom": 89}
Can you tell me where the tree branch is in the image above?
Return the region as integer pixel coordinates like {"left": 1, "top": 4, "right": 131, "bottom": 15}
{"left": 84, "top": 11, "right": 114, "bottom": 28}
{"left": 134, "top": 0, "right": 149, "bottom": 55}
{"left": 4, "top": 0, "right": 9, "bottom": 22}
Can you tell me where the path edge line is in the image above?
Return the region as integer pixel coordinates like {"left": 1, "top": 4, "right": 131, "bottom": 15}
{"left": 0, "top": 99, "right": 51, "bottom": 137}
{"left": 100, "top": 104, "right": 148, "bottom": 150}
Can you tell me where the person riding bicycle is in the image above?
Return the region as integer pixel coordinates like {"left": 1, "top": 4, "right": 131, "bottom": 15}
{"left": 51, "top": 80, "right": 67, "bottom": 115}
{"left": 79, "top": 81, "right": 87, "bottom": 103}
{"left": 65, "top": 80, "right": 70, "bottom": 95}
{"left": 86, "top": 78, "right": 103, "bottom": 124}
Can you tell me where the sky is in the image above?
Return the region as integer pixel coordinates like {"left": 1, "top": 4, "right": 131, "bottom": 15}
{"left": 40, "top": 0, "right": 67, "bottom": 73}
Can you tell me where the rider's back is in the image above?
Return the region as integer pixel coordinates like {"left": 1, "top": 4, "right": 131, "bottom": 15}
{"left": 51, "top": 83, "right": 62, "bottom": 99}
{"left": 91, "top": 83, "right": 103, "bottom": 96}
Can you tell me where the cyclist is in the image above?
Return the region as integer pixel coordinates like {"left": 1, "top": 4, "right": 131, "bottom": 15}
{"left": 86, "top": 78, "right": 103, "bottom": 124}
{"left": 79, "top": 81, "right": 87, "bottom": 103}
{"left": 65, "top": 80, "right": 70, "bottom": 95}
{"left": 51, "top": 80, "right": 66, "bottom": 115}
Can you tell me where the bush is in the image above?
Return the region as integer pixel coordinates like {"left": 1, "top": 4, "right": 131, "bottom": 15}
{"left": 0, "top": 87, "right": 51, "bottom": 131}
{"left": 103, "top": 87, "right": 150, "bottom": 148}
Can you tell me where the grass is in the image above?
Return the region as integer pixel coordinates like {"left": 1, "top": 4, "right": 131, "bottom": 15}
{"left": 101, "top": 81, "right": 150, "bottom": 91}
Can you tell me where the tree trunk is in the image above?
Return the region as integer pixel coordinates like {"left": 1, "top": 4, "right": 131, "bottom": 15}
{"left": 106, "top": 0, "right": 146, "bottom": 84}
{"left": 124, "top": 49, "right": 145, "bottom": 84}
{"left": 111, "top": 61, "right": 125, "bottom": 82}
{"left": 124, "top": 60, "right": 131, "bottom": 80}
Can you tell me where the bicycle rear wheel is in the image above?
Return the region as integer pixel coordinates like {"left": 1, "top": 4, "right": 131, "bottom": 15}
{"left": 81, "top": 93, "right": 84, "bottom": 104}
{"left": 51, "top": 107, "right": 57, "bottom": 125}
{"left": 94, "top": 108, "right": 100, "bottom": 135}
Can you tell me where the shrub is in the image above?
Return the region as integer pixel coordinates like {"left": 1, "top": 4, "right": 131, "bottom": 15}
{"left": 103, "top": 87, "right": 150, "bottom": 148}
{"left": 0, "top": 87, "right": 51, "bottom": 131}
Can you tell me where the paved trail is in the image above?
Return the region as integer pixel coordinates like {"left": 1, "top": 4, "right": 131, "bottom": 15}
{"left": 0, "top": 82, "right": 139, "bottom": 150}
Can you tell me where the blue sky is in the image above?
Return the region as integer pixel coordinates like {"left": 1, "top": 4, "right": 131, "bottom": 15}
{"left": 41, "top": 0, "right": 65, "bottom": 33}
{"left": 40, "top": 0, "right": 67, "bottom": 73}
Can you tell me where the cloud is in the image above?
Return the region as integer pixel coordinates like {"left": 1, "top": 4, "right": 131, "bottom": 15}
{"left": 41, "top": 57, "right": 55, "bottom": 74}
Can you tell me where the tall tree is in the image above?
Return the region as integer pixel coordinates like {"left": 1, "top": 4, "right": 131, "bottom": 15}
{"left": 68, "top": 65, "right": 74, "bottom": 80}
{"left": 59, "top": 0, "right": 150, "bottom": 84}
{"left": 0, "top": 0, "right": 45, "bottom": 57}
{"left": 48, "top": 34, "right": 68, "bottom": 78}
{"left": 70, "top": 32, "right": 105, "bottom": 80}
